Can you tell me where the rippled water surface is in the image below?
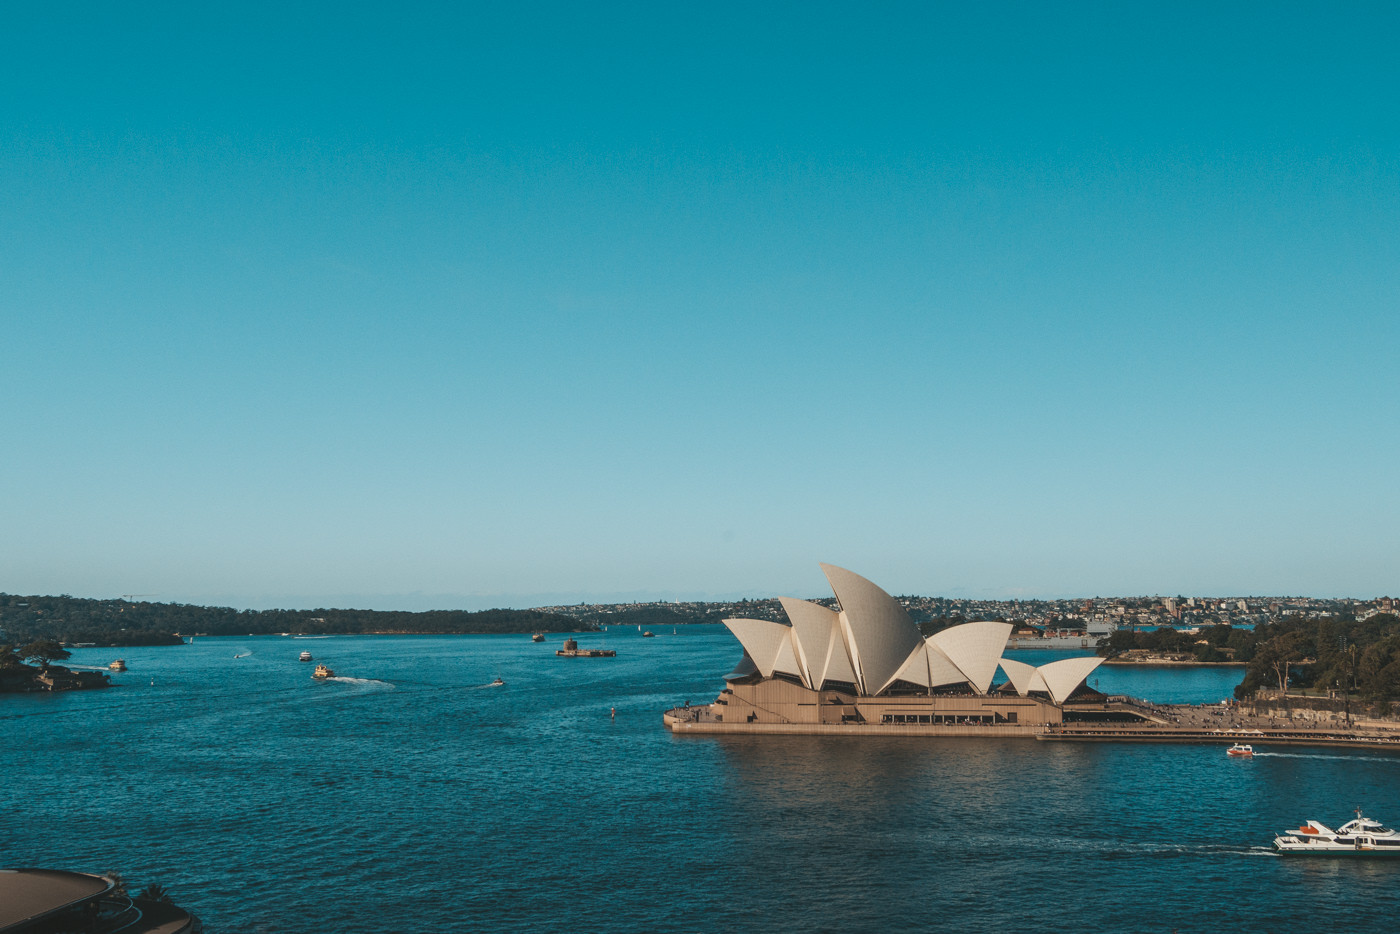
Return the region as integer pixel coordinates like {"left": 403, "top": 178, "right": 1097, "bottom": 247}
{"left": 5, "top": 627, "right": 1399, "bottom": 932}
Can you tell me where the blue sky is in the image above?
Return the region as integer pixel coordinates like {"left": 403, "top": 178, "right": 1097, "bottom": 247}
{"left": 3, "top": 2, "right": 1397, "bottom": 609}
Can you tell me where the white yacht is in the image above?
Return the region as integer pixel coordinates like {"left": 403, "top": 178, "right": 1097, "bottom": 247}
{"left": 1274, "top": 810, "right": 1400, "bottom": 855}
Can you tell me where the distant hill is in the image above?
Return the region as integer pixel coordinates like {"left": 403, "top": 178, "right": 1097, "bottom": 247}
{"left": 0, "top": 593, "right": 590, "bottom": 644}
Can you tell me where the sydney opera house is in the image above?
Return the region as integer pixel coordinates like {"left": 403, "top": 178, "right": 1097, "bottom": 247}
{"left": 664, "top": 564, "right": 1133, "bottom": 736}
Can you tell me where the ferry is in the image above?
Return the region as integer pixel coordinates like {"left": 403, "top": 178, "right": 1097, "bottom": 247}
{"left": 1275, "top": 811, "right": 1400, "bottom": 855}
{"left": 642, "top": 631, "right": 656, "bottom": 638}
{"left": 531, "top": 633, "right": 545, "bottom": 643}
{"left": 299, "top": 651, "right": 313, "bottom": 662}
{"left": 1226, "top": 743, "right": 1253, "bottom": 757}
{"left": 313, "top": 664, "right": 334, "bottom": 679}
{"left": 108, "top": 659, "right": 127, "bottom": 672}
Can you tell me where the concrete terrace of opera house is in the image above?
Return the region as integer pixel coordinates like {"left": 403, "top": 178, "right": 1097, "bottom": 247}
{"left": 664, "top": 564, "right": 1400, "bottom": 750}
{"left": 0, "top": 869, "right": 200, "bottom": 934}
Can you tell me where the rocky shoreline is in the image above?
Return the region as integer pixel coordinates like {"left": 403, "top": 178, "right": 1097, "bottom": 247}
{"left": 0, "top": 663, "right": 111, "bottom": 693}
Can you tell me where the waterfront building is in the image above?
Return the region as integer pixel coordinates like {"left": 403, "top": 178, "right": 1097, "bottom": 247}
{"left": 666, "top": 564, "right": 1116, "bottom": 735}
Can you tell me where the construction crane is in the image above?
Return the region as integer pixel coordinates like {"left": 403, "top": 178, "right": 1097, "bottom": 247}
{"left": 120, "top": 594, "right": 158, "bottom": 602}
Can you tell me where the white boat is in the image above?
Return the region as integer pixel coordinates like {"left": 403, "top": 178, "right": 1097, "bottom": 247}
{"left": 490, "top": 677, "right": 505, "bottom": 687}
{"left": 299, "top": 651, "right": 313, "bottom": 662}
{"left": 1226, "top": 743, "right": 1253, "bottom": 757}
{"left": 1274, "top": 810, "right": 1400, "bottom": 855}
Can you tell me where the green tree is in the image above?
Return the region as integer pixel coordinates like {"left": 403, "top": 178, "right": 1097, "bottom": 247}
{"left": 19, "top": 639, "right": 70, "bottom": 667}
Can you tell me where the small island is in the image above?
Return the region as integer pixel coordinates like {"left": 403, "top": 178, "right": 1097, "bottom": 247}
{"left": 0, "top": 640, "right": 110, "bottom": 693}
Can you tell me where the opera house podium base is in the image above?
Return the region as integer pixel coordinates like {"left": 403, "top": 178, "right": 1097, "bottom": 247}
{"left": 663, "top": 707, "right": 1053, "bottom": 737}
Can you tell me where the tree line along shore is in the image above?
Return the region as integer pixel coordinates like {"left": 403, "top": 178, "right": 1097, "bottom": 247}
{"left": 0, "top": 593, "right": 593, "bottom": 647}
{"left": 1098, "top": 612, "right": 1400, "bottom": 706}
{"left": 3, "top": 592, "right": 1399, "bottom": 710}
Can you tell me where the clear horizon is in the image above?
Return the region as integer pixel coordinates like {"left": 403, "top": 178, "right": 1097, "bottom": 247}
{"left": 4, "top": 2, "right": 1397, "bottom": 610}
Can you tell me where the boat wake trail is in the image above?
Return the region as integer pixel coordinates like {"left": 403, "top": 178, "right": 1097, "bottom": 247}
{"left": 234, "top": 652, "right": 252, "bottom": 659}
{"left": 1253, "top": 751, "right": 1399, "bottom": 763}
{"left": 326, "top": 677, "right": 393, "bottom": 688}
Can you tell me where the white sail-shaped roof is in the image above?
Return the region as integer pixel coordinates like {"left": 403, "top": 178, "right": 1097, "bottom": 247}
{"left": 1036, "top": 656, "right": 1105, "bottom": 704}
{"left": 931, "top": 621, "right": 1014, "bottom": 695}
{"left": 890, "top": 641, "right": 971, "bottom": 689}
{"left": 722, "top": 619, "right": 793, "bottom": 679}
{"left": 779, "top": 597, "right": 841, "bottom": 688}
{"left": 997, "top": 657, "right": 1039, "bottom": 696}
{"left": 836, "top": 611, "right": 865, "bottom": 691}
{"left": 890, "top": 642, "right": 932, "bottom": 687}
{"left": 819, "top": 622, "right": 859, "bottom": 688}
{"left": 718, "top": 566, "right": 1094, "bottom": 702}
{"left": 772, "top": 636, "right": 803, "bottom": 681}
{"left": 723, "top": 652, "right": 759, "bottom": 682}
{"left": 821, "top": 563, "right": 925, "bottom": 695}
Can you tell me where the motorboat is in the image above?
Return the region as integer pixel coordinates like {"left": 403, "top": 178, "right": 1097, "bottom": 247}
{"left": 108, "top": 659, "right": 127, "bottom": 672}
{"left": 299, "top": 651, "right": 313, "bottom": 662}
{"left": 313, "top": 664, "right": 334, "bottom": 679}
{"left": 1226, "top": 743, "right": 1253, "bottom": 757}
{"left": 490, "top": 677, "right": 505, "bottom": 686}
{"left": 1274, "top": 810, "right": 1400, "bottom": 855}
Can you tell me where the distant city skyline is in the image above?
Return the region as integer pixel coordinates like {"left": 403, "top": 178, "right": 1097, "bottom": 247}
{"left": 3, "top": 3, "right": 1397, "bottom": 610}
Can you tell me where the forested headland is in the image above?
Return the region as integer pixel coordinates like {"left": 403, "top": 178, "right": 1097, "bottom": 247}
{"left": 1097, "top": 624, "right": 1263, "bottom": 663}
{"left": 0, "top": 593, "right": 591, "bottom": 645}
{"left": 1098, "top": 613, "right": 1400, "bottom": 703}
{"left": 1231, "top": 613, "right": 1400, "bottom": 703}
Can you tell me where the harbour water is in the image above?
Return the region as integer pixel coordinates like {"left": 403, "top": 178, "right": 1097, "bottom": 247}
{"left": 4, "top": 626, "right": 1399, "bottom": 932}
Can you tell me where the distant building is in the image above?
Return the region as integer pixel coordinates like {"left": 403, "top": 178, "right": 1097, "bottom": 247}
{"left": 666, "top": 565, "right": 1112, "bottom": 735}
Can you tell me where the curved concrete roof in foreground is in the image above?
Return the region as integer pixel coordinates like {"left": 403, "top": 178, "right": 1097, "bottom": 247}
{"left": 1036, "top": 656, "right": 1106, "bottom": 704}
{"left": 820, "top": 563, "right": 925, "bottom": 695}
{"left": 720, "top": 565, "right": 1104, "bottom": 704}
{"left": 894, "top": 641, "right": 973, "bottom": 689}
{"left": 996, "top": 657, "right": 1040, "bottom": 696}
{"left": 930, "top": 621, "right": 1014, "bottom": 694}
{"left": 721, "top": 619, "right": 795, "bottom": 679}
{"left": 779, "top": 597, "right": 842, "bottom": 688}
{"left": 819, "top": 619, "right": 860, "bottom": 687}
{"left": 996, "top": 656, "right": 1105, "bottom": 704}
